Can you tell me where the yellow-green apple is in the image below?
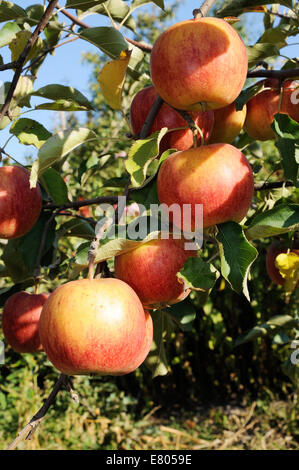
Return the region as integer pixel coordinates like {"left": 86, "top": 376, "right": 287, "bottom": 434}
{"left": 2, "top": 292, "right": 49, "bottom": 353}
{"left": 150, "top": 17, "right": 248, "bottom": 111}
{"left": 157, "top": 143, "right": 254, "bottom": 229}
{"left": 244, "top": 79, "right": 299, "bottom": 141}
{"left": 114, "top": 236, "right": 197, "bottom": 308}
{"left": 130, "top": 85, "right": 214, "bottom": 151}
{"left": 208, "top": 102, "right": 247, "bottom": 144}
{"left": 0, "top": 166, "right": 42, "bottom": 239}
{"left": 39, "top": 278, "right": 153, "bottom": 376}
{"left": 266, "top": 240, "right": 299, "bottom": 286}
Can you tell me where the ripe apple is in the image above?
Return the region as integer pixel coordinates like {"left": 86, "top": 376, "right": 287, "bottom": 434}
{"left": 157, "top": 143, "right": 254, "bottom": 229}
{"left": 2, "top": 292, "right": 49, "bottom": 353}
{"left": 130, "top": 85, "right": 214, "bottom": 152}
{"left": 266, "top": 241, "right": 299, "bottom": 286}
{"left": 150, "top": 17, "right": 248, "bottom": 112}
{"left": 244, "top": 79, "right": 299, "bottom": 141}
{"left": 114, "top": 236, "right": 197, "bottom": 308}
{"left": 208, "top": 102, "right": 247, "bottom": 144}
{"left": 0, "top": 166, "right": 42, "bottom": 239}
{"left": 39, "top": 278, "right": 153, "bottom": 376}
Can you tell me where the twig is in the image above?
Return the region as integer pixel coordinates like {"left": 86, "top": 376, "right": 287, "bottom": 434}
{"left": 33, "top": 211, "right": 57, "bottom": 280}
{"left": 0, "top": 0, "right": 59, "bottom": 122}
{"left": 247, "top": 67, "right": 299, "bottom": 79}
{"left": 193, "top": 0, "right": 217, "bottom": 18}
{"left": 7, "top": 374, "right": 69, "bottom": 450}
{"left": 45, "top": 195, "right": 119, "bottom": 211}
{"left": 58, "top": 3, "right": 153, "bottom": 53}
{"left": 139, "top": 95, "right": 163, "bottom": 139}
{"left": 254, "top": 181, "right": 294, "bottom": 191}
{"left": 0, "top": 61, "right": 18, "bottom": 72}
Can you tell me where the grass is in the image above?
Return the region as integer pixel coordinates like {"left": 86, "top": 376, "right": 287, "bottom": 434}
{"left": 0, "top": 372, "right": 298, "bottom": 450}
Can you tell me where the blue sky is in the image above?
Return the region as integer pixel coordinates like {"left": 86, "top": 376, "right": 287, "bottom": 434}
{"left": 0, "top": 0, "right": 297, "bottom": 163}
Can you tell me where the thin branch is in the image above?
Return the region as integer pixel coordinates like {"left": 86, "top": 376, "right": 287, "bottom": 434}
{"left": 58, "top": 3, "right": 153, "bottom": 53}
{"left": 0, "top": 0, "right": 59, "bottom": 122}
{"left": 139, "top": 95, "right": 163, "bottom": 139}
{"left": 7, "top": 374, "right": 69, "bottom": 450}
{"left": 34, "top": 211, "right": 57, "bottom": 279}
{"left": 247, "top": 67, "right": 299, "bottom": 79}
{"left": 193, "top": 0, "right": 217, "bottom": 18}
{"left": 0, "top": 61, "right": 17, "bottom": 72}
{"left": 254, "top": 181, "right": 294, "bottom": 191}
{"left": 45, "top": 195, "right": 119, "bottom": 211}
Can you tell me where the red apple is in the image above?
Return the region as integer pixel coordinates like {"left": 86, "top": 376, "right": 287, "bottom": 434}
{"left": 266, "top": 241, "right": 299, "bottom": 286}
{"left": 114, "top": 236, "right": 197, "bottom": 308}
{"left": 39, "top": 278, "right": 153, "bottom": 376}
{"left": 0, "top": 166, "right": 42, "bottom": 239}
{"left": 130, "top": 85, "right": 214, "bottom": 152}
{"left": 2, "top": 292, "right": 49, "bottom": 353}
{"left": 244, "top": 79, "right": 299, "bottom": 141}
{"left": 150, "top": 17, "right": 248, "bottom": 111}
{"left": 208, "top": 102, "right": 247, "bottom": 144}
{"left": 157, "top": 143, "right": 254, "bottom": 230}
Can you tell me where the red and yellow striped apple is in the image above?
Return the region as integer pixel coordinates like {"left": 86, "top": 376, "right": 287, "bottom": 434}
{"left": 208, "top": 102, "right": 247, "bottom": 144}
{"left": 244, "top": 79, "right": 299, "bottom": 141}
{"left": 0, "top": 166, "right": 42, "bottom": 239}
{"left": 39, "top": 278, "right": 153, "bottom": 376}
{"left": 2, "top": 292, "right": 49, "bottom": 353}
{"left": 130, "top": 85, "right": 214, "bottom": 151}
{"left": 150, "top": 17, "right": 248, "bottom": 111}
{"left": 157, "top": 143, "right": 254, "bottom": 229}
{"left": 114, "top": 236, "right": 197, "bottom": 308}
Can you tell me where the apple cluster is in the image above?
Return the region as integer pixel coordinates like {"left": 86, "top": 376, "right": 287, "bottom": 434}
{"left": 1, "top": 17, "right": 298, "bottom": 379}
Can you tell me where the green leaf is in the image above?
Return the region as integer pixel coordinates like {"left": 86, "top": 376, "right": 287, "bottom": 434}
{"left": 31, "top": 84, "right": 93, "bottom": 110}
{"left": 34, "top": 100, "right": 91, "bottom": 111}
{"left": 2, "top": 240, "right": 31, "bottom": 283}
{"left": 235, "top": 81, "right": 267, "bottom": 111}
{"left": 178, "top": 257, "right": 218, "bottom": 291}
{"left": 0, "top": 21, "right": 20, "bottom": 48}
{"left": 9, "top": 30, "right": 43, "bottom": 65}
{"left": 282, "top": 357, "right": 299, "bottom": 388}
{"left": 44, "top": 20, "right": 62, "bottom": 50}
{"left": 246, "top": 43, "right": 280, "bottom": 67}
{"left": 216, "top": 0, "right": 292, "bottom": 18}
{"left": 272, "top": 113, "right": 299, "bottom": 141}
{"left": 30, "top": 127, "right": 98, "bottom": 186}
{"left": 66, "top": 0, "right": 106, "bottom": 9}
{"left": 216, "top": 221, "right": 258, "bottom": 301}
{"left": 131, "top": 0, "right": 164, "bottom": 8}
{"left": 235, "top": 315, "right": 298, "bottom": 346}
{"left": 40, "top": 168, "right": 69, "bottom": 205}
{"left": 10, "top": 118, "right": 52, "bottom": 149}
{"left": 58, "top": 219, "right": 95, "bottom": 240}
{"left": 246, "top": 203, "right": 299, "bottom": 240}
{"left": 82, "top": 0, "right": 136, "bottom": 33}
{"left": 18, "top": 213, "right": 56, "bottom": 275}
{"left": 125, "top": 128, "right": 168, "bottom": 187}
{"left": 168, "top": 298, "right": 196, "bottom": 332}
{"left": 258, "top": 25, "right": 291, "bottom": 48}
{"left": 25, "top": 4, "right": 44, "bottom": 26}
{"left": 79, "top": 27, "right": 128, "bottom": 59}
{"left": 144, "top": 310, "right": 170, "bottom": 378}
{"left": 0, "top": 1, "right": 26, "bottom": 23}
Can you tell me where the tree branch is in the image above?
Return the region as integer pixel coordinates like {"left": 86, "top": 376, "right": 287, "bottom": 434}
{"left": 247, "top": 67, "right": 299, "bottom": 79}
{"left": 45, "top": 195, "right": 119, "bottom": 211}
{"left": 139, "top": 95, "right": 163, "bottom": 139}
{"left": 193, "top": 0, "right": 217, "bottom": 18}
{"left": 254, "top": 181, "right": 294, "bottom": 191}
{"left": 0, "top": 0, "right": 59, "bottom": 122}
{"left": 7, "top": 374, "right": 69, "bottom": 450}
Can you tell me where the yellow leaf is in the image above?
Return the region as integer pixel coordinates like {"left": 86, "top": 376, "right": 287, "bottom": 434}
{"left": 275, "top": 252, "right": 299, "bottom": 293}
{"left": 98, "top": 49, "right": 131, "bottom": 110}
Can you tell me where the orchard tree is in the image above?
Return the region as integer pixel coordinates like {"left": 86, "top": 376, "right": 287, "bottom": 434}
{"left": 0, "top": 0, "right": 298, "bottom": 450}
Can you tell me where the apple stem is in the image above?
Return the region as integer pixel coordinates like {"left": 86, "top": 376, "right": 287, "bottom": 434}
{"left": 193, "top": 0, "right": 217, "bottom": 18}
{"left": 88, "top": 218, "right": 114, "bottom": 280}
